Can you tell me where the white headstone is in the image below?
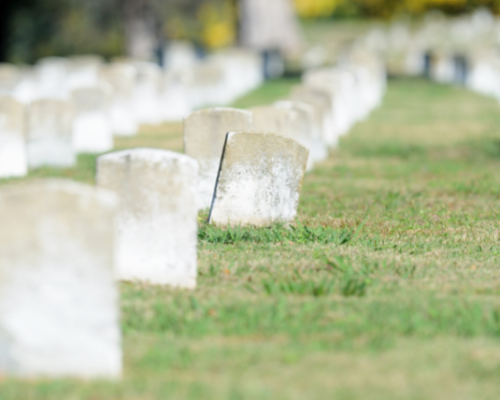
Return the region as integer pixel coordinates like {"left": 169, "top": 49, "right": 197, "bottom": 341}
{"left": 0, "top": 180, "right": 121, "bottom": 378}
{"left": 96, "top": 149, "right": 198, "bottom": 288}
{"left": 68, "top": 55, "right": 104, "bottom": 90}
{"left": 209, "top": 131, "right": 309, "bottom": 227}
{"left": 184, "top": 107, "right": 254, "bottom": 209}
{"left": 162, "top": 70, "right": 192, "bottom": 121}
{"left": 35, "top": 57, "right": 70, "bottom": 100}
{"left": 274, "top": 100, "right": 328, "bottom": 167}
{"left": 0, "top": 64, "right": 22, "bottom": 94}
{"left": 133, "top": 62, "right": 163, "bottom": 125}
{"left": 71, "top": 86, "right": 113, "bottom": 153}
{"left": 27, "top": 99, "right": 75, "bottom": 168}
{"left": 0, "top": 96, "right": 27, "bottom": 178}
{"left": 290, "top": 85, "right": 337, "bottom": 147}
{"left": 101, "top": 63, "right": 138, "bottom": 137}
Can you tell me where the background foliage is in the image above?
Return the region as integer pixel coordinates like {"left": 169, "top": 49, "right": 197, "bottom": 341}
{"left": 295, "top": 0, "right": 500, "bottom": 18}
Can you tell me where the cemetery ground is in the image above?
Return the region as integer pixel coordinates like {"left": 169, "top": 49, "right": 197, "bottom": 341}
{"left": 3, "top": 77, "right": 500, "bottom": 399}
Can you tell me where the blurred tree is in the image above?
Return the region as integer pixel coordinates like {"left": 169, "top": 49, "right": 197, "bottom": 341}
{"left": 122, "top": 0, "right": 159, "bottom": 60}
{"left": 238, "top": 0, "right": 304, "bottom": 54}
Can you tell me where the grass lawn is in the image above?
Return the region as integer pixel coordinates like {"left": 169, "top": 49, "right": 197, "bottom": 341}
{"left": 3, "top": 77, "right": 500, "bottom": 399}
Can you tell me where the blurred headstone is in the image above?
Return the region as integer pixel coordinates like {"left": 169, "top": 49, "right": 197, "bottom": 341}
{"left": 209, "top": 131, "right": 308, "bottom": 227}
{"left": 27, "top": 99, "right": 75, "bottom": 168}
{"left": 35, "top": 57, "right": 71, "bottom": 100}
{"left": 0, "top": 64, "right": 22, "bottom": 94}
{"left": 71, "top": 86, "right": 113, "bottom": 153}
{"left": 183, "top": 108, "right": 254, "bottom": 209}
{"left": 290, "top": 85, "right": 336, "bottom": 147}
{"left": 96, "top": 149, "right": 198, "bottom": 288}
{"left": 133, "top": 62, "right": 164, "bottom": 125}
{"left": 0, "top": 96, "right": 27, "bottom": 178}
{"left": 163, "top": 41, "right": 198, "bottom": 70}
{"left": 101, "top": 63, "right": 138, "bottom": 136}
{"left": 0, "top": 180, "right": 121, "bottom": 378}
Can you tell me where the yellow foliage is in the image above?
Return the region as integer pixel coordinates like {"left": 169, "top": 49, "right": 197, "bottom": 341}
{"left": 199, "top": 2, "right": 236, "bottom": 49}
{"left": 295, "top": 0, "right": 342, "bottom": 17}
{"left": 294, "top": 0, "right": 500, "bottom": 17}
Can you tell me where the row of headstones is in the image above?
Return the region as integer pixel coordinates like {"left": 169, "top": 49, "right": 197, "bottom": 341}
{"left": 0, "top": 48, "right": 386, "bottom": 379}
{"left": 0, "top": 50, "right": 264, "bottom": 178}
{"left": 185, "top": 52, "right": 387, "bottom": 210}
{"left": 363, "top": 9, "right": 500, "bottom": 94}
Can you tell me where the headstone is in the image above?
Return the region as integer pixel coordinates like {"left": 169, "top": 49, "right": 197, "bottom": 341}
{"left": 209, "top": 130, "right": 309, "bottom": 227}
{"left": 133, "top": 62, "right": 163, "bottom": 125}
{"left": 68, "top": 55, "right": 104, "bottom": 90}
{"left": 27, "top": 99, "right": 75, "bottom": 168}
{"left": 0, "top": 96, "right": 27, "bottom": 178}
{"left": 34, "top": 57, "right": 70, "bottom": 100}
{"left": 0, "top": 180, "right": 121, "bottom": 378}
{"left": 101, "top": 63, "right": 138, "bottom": 137}
{"left": 189, "top": 64, "right": 225, "bottom": 108}
{"left": 162, "top": 70, "right": 192, "bottom": 121}
{"left": 71, "top": 86, "right": 113, "bottom": 153}
{"left": 163, "top": 41, "right": 198, "bottom": 70}
{"left": 96, "top": 149, "right": 198, "bottom": 288}
{"left": 274, "top": 100, "right": 328, "bottom": 167}
{"left": 289, "top": 85, "right": 336, "bottom": 147}
{"left": 0, "top": 64, "right": 22, "bottom": 94}
{"left": 183, "top": 108, "right": 254, "bottom": 209}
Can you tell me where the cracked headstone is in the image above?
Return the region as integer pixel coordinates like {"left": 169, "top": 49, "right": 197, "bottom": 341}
{"left": 209, "top": 131, "right": 308, "bottom": 227}
{"left": 183, "top": 107, "right": 254, "bottom": 209}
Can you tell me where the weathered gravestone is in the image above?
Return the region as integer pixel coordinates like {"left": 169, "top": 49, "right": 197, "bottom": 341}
{"left": 27, "top": 99, "right": 75, "bottom": 168}
{"left": 184, "top": 108, "right": 254, "bottom": 209}
{"left": 0, "top": 180, "right": 121, "bottom": 378}
{"left": 71, "top": 86, "right": 113, "bottom": 153}
{"left": 0, "top": 96, "right": 27, "bottom": 178}
{"left": 96, "top": 149, "right": 198, "bottom": 288}
{"left": 209, "top": 131, "right": 309, "bottom": 227}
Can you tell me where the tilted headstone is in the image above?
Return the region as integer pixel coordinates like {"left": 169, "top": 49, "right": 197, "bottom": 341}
{"left": 71, "top": 86, "right": 113, "bottom": 153}
{"left": 183, "top": 108, "right": 254, "bottom": 209}
{"left": 96, "top": 149, "right": 198, "bottom": 287}
{"left": 0, "top": 180, "right": 121, "bottom": 378}
{"left": 27, "top": 99, "right": 75, "bottom": 168}
{"left": 101, "top": 63, "right": 138, "bottom": 137}
{"left": 0, "top": 96, "right": 27, "bottom": 178}
{"left": 209, "top": 131, "right": 309, "bottom": 227}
